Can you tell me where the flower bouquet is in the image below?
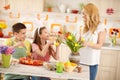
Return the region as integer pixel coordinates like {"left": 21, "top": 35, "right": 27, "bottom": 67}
{"left": 0, "top": 46, "right": 15, "bottom": 68}
{"left": 0, "top": 46, "right": 15, "bottom": 54}
{"left": 0, "top": 22, "right": 7, "bottom": 37}
{"left": 57, "top": 31, "right": 83, "bottom": 64}
{"left": 57, "top": 31, "right": 83, "bottom": 55}
{"left": 110, "top": 28, "right": 119, "bottom": 46}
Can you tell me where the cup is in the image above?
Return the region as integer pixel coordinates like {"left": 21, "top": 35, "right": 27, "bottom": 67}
{"left": 56, "top": 62, "right": 64, "bottom": 73}
{"left": 2, "top": 54, "right": 12, "bottom": 68}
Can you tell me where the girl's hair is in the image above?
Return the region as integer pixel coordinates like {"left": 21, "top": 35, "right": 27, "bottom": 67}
{"left": 33, "top": 27, "right": 46, "bottom": 50}
{"left": 33, "top": 27, "right": 54, "bottom": 54}
{"left": 83, "top": 3, "right": 100, "bottom": 34}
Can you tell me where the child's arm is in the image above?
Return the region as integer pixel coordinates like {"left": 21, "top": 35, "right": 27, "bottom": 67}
{"left": 4, "top": 38, "right": 25, "bottom": 48}
{"left": 12, "top": 42, "right": 25, "bottom": 48}
{"left": 32, "top": 41, "right": 53, "bottom": 57}
{"left": 50, "top": 45, "right": 60, "bottom": 60}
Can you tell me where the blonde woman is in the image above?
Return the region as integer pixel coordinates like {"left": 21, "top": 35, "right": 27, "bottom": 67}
{"left": 79, "top": 3, "right": 106, "bottom": 80}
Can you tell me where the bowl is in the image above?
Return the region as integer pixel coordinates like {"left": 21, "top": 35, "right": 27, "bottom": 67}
{"left": 71, "top": 10, "right": 79, "bottom": 14}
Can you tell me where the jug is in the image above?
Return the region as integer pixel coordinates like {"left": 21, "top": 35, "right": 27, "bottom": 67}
{"left": 58, "top": 4, "right": 66, "bottom": 13}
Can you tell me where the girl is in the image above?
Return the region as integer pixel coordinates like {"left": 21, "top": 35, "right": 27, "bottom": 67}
{"left": 31, "top": 26, "right": 60, "bottom": 80}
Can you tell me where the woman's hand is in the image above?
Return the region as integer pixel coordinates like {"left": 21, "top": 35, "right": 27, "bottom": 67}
{"left": 82, "top": 41, "right": 90, "bottom": 47}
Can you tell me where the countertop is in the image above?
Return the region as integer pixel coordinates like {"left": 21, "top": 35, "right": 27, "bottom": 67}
{"left": 102, "top": 43, "right": 120, "bottom": 50}
{"left": 0, "top": 63, "right": 89, "bottom": 80}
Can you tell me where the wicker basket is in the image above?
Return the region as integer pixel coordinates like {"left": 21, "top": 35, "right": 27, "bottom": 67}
{"left": 64, "top": 66, "right": 77, "bottom": 72}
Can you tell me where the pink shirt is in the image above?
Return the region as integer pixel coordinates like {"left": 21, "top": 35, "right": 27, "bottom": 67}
{"left": 32, "top": 43, "right": 50, "bottom": 62}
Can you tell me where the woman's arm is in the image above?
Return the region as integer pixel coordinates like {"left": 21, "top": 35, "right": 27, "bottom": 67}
{"left": 82, "top": 29, "right": 106, "bottom": 49}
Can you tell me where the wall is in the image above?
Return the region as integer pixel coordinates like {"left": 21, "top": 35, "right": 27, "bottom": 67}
{"left": 0, "top": 0, "right": 120, "bottom": 44}
{"left": 0, "top": 0, "right": 44, "bottom": 37}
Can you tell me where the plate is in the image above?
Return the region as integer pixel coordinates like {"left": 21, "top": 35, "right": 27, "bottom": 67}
{"left": 43, "top": 62, "right": 56, "bottom": 71}
{"left": 19, "top": 57, "right": 43, "bottom": 66}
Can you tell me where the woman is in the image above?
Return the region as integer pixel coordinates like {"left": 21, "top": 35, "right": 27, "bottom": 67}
{"left": 31, "top": 26, "right": 60, "bottom": 80}
{"left": 79, "top": 3, "right": 106, "bottom": 80}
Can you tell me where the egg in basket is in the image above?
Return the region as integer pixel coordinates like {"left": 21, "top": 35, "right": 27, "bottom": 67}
{"left": 64, "top": 61, "right": 77, "bottom": 72}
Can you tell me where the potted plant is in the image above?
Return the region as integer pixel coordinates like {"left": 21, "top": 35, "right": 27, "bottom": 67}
{"left": 79, "top": 3, "right": 84, "bottom": 12}
{"left": 56, "top": 30, "right": 83, "bottom": 64}
{"left": 0, "top": 46, "right": 15, "bottom": 68}
{"left": 46, "top": 4, "right": 53, "bottom": 12}
{"left": 0, "top": 22, "right": 7, "bottom": 37}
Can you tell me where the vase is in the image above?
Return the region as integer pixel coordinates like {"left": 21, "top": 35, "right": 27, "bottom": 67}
{"left": 2, "top": 54, "right": 12, "bottom": 68}
{"left": 111, "top": 36, "right": 116, "bottom": 46}
{"left": 0, "top": 28, "right": 4, "bottom": 37}
{"left": 47, "top": 7, "right": 52, "bottom": 12}
{"left": 69, "top": 52, "right": 80, "bottom": 65}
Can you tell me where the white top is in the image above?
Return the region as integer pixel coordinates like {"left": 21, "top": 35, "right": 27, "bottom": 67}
{"left": 79, "top": 23, "right": 106, "bottom": 65}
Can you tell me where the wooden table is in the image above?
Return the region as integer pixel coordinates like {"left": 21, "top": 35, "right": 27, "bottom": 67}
{"left": 0, "top": 63, "right": 89, "bottom": 80}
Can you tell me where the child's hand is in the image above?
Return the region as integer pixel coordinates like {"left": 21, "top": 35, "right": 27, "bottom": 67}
{"left": 54, "top": 42, "right": 60, "bottom": 46}
{"left": 47, "top": 41, "right": 54, "bottom": 46}
{"left": 14, "top": 42, "right": 25, "bottom": 47}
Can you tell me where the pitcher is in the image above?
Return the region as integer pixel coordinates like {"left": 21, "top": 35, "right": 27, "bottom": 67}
{"left": 58, "top": 4, "right": 66, "bottom": 13}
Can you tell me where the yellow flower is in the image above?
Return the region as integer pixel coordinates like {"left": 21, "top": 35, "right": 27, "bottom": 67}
{"left": 64, "top": 61, "right": 71, "bottom": 66}
{"left": 57, "top": 31, "right": 83, "bottom": 54}
{"left": 67, "top": 35, "right": 72, "bottom": 40}
{"left": 54, "top": 42, "right": 59, "bottom": 46}
{"left": 75, "top": 43, "right": 79, "bottom": 47}
{"left": 0, "top": 23, "right": 7, "bottom": 29}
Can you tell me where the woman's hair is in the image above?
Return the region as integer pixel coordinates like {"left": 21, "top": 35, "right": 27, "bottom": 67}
{"left": 12, "top": 23, "right": 26, "bottom": 33}
{"left": 83, "top": 3, "right": 100, "bottom": 33}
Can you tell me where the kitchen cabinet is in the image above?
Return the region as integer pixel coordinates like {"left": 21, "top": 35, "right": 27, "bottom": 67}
{"left": 116, "top": 53, "right": 120, "bottom": 80}
{"left": 96, "top": 49, "right": 120, "bottom": 80}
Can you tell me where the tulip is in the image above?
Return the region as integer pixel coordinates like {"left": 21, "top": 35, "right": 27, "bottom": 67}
{"left": 68, "top": 35, "right": 72, "bottom": 40}
{"left": 75, "top": 43, "right": 79, "bottom": 47}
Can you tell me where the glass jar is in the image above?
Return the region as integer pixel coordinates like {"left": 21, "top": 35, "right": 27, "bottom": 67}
{"left": 56, "top": 62, "right": 64, "bottom": 73}
{"left": 111, "top": 35, "right": 116, "bottom": 46}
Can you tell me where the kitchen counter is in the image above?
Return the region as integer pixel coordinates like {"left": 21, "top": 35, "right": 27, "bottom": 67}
{"left": 102, "top": 43, "right": 120, "bottom": 50}
{"left": 0, "top": 63, "right": 89, "bottom": 80}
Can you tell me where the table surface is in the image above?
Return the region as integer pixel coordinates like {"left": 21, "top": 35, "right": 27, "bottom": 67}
{"left": 0, "top": 63, "right": 89, "bottom": 80}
